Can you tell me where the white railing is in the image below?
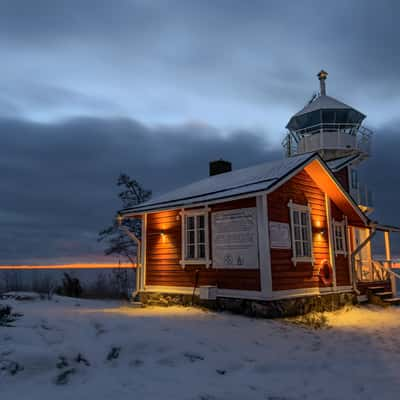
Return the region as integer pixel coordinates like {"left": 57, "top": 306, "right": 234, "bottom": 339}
{"left": 283, "top": 123, "right": 372, "bottom": 158}
{"left": 355, "top": 259, "right": 400, "bottom": 296}
{"left": 350, "top": 183, "right": 374, "bottom": 209}
{"left": 355, "top": 259, "right": 390, "bottom": 282}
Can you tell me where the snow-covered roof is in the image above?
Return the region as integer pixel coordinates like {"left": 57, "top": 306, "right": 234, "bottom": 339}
{"left": 327, "top": 153, "right": 361, "bottom": 172}
{"left": 121, "top": 153, "right": 317, "bottom": 214}
{"left": 292, "top": 95, "right": 364, "bottom": 117}
{"left": 286, "top": 95, "right": 366, "bottom": 130}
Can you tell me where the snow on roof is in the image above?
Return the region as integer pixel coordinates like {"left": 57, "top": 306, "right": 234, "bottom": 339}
{"left": 285, "top": 95, "right": 366, "bottom": 131}
{"left": 121, "top": 153, "right": 317, "bottom": 214}
{"left": 292, "top": 95, "right": 365, "bottom": 118}
{"left": 327, "top": 153, "right": 361, "bottom": 171}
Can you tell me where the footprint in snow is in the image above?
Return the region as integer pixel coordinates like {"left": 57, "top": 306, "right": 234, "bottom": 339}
{"left": 40, "top": 319, "right": 52, "bottom": 331}
{"left": 92, "top": 321, "right": 106, "bottom": 337}
{"left": 39, "top": 329, "right": 64, "bottom": 345}
{"left": 0, "top": 349, "right": 13, "bottom": 357}
{"left": 107, "top": 346, "right": 121, "bottom": 361}
{"left": 129, "top": 359, "right": 144, "bottom": 367}
{"left": 183, "top": 352, "right": 205, "bottom": 362}
{"left": 157, "top": 356, "right": 177, "bottom": 367}
{"left": 158, "top": 352, "right": 205, "bottom": 367}
{"left": 195, "top": 393, "right": 217, "bottom": 400}
{"left": 56, "top": 356, "right": 69, "bottom": 369}
{"left": 253, "top": 363, "right": 272, "bottom": 374}
{"left": 0, "top": 360, "right": 24, "bottom": 376}
{"left": 75, "top": 353, "right": 90, "bottom": 366}
{"left": 55, "top": 368, "right": 76, "bottom": 385}
{"left": 311, "top": 341, "right": 321, "bottom": 352}
{"left": 156, "top": 344, "right": 169, "bottom": 354}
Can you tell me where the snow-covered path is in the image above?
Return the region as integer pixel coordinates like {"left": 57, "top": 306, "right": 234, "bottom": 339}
{"left": 1, "top": 296, "right": 400, "bottom": 400}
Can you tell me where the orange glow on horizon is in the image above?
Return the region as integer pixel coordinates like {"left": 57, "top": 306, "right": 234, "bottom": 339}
{"left": 0, "top": 263, "right": 136, "bottom": 270}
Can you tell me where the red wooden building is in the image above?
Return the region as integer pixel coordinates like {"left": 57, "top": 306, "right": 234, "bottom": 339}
{"left": 119, "top": 71, "right": 399, "bottom": 315}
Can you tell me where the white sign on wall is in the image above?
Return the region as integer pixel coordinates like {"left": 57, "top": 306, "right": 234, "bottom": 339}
{"left": 269, "top": 221, "right": 291, "bottom": 249}
{"left": 212, "top": 207, "right": 259, "bottom": 269}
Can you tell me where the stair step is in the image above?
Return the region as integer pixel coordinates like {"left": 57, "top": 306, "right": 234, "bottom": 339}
{"left": 384, "top": 297, "right": 400, "bottom": 304}
{"left": 128, "top": 301, "right": 144, "bottom": 308}
{"left": 367, "top": 286, "right": 386, "bottom": 292}
{"left": 374, "top": 291, "right": 393, "bottom": 297}
{"left": 357, "top": 295, "right": 368, "bottom": 303}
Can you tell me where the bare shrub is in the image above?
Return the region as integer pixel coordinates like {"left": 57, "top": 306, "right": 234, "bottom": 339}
{"left": 56, "top": 273, "right": 83, "bottom": 298}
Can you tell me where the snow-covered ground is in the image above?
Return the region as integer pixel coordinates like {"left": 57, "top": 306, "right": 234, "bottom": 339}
{"left": 1, "top": 295, "right": 400, "bottom": 400}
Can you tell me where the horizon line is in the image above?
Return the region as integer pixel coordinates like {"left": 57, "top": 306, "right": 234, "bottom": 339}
{"left": 0, "top": 263, "right": 136, "bottom": 270}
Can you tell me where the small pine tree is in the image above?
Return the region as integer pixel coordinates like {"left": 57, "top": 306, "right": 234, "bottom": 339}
{"left": 98, "top": 174, "right": 151, "bottom": 265}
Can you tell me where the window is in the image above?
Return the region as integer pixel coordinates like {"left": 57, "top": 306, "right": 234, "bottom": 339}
{"left": 333, "top": 220, "right": 346, "bottom": 255}
{"left": 288, "top": 201, "right": 313, "bottom": 264}
{"left": 181, "top": 210, "right": 210, "bottom": 266}
{"left": 351, "top": 169, "right": 358, "bottom": 190}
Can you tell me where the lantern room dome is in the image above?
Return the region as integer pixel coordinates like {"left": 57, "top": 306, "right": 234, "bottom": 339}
{"left": 282, "top": 70, "right": 372, "bottom": 162}
{"left": 286, "top": 94, "right": 366, "bottom": 132}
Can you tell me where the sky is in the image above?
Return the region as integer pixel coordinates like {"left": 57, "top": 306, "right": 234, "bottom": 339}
{"left": 0, "top": 0, "right": 399, "bottom": 264}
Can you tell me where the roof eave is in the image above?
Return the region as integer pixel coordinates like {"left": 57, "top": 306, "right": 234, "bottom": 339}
{"left": 304, "top": 157, "right": 368, "bottom": 226}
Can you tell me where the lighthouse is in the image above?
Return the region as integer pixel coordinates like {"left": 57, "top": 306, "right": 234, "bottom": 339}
{"left": 283, "top": 70, "right": 373, "bottom": 211}
{"left": 283, "top": 70, "right": 372, "bottom": 162}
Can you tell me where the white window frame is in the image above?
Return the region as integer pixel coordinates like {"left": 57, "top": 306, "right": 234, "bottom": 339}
{"left": 350, "top": 168, "right": 359, "bottom": 190}
{"left": 180, "top": 208, "right": 211, "bottom": 268}
{"left": 332, "top": 219, "right": 347, "bottom": 255}
{"left": 288, "top": 200, "right": 314, "bottom": 265}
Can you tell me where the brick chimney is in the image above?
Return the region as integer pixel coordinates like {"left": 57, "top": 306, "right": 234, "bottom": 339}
{"left": 209, "top": 159, "right": 232, "bottom": 176}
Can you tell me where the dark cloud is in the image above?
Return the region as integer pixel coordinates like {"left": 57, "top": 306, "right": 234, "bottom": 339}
{"left": 0, "top": 1, "right": 399, "bottom": 262}
{"left": 0, "top": 1, "right": 399, "bottom": 131}
{"left": 361, "top": 123, "right": 400, "bottom": 226}
{"left": 1, "top": 113, "right": 399, "bottom": 264}
{"left": 0, "top": 117, "right": 277, "bottom": 264}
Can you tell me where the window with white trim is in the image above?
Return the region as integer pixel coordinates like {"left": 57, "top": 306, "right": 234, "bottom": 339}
{"left": 351, "top": 168, "right": 358, "bottom": 190}
{"left": 288, "top": 201, "right": 313, "bottom": 264}
{"left": 182, "top": 210, "right": 210, "bottom": 265}
{"left": 333, "top": 219, "right": 346, "bottom": 255}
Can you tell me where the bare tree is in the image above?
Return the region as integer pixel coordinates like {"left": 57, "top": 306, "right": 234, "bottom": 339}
{"left": 98, "top": 174, "right": 151, "bottom": 265}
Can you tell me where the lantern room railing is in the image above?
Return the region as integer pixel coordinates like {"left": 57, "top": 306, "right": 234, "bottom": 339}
{"left": 283, "top": 123, "right": 372, "bottom": 158}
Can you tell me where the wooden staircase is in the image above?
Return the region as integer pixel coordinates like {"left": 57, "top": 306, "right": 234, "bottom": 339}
{"left": 367, "top": 286, "right": 400, "bottom": 306}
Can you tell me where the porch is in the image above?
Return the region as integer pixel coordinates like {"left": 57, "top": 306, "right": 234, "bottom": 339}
{"left": 353, "top": 224, "right": 400, "bottom": 303}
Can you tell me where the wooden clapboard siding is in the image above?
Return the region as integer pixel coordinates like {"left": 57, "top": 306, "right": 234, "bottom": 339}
{"left": 333, "top": 166, "right": 349, "bottom": 192}
{"left": 268, "top": 169, "right": 330, "bottom": 291}
{"left": 145, "top": 198, "right": 260, "bottom": 291}
{"left": 330, "top": 201, "right": 351, "bottom": 286}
